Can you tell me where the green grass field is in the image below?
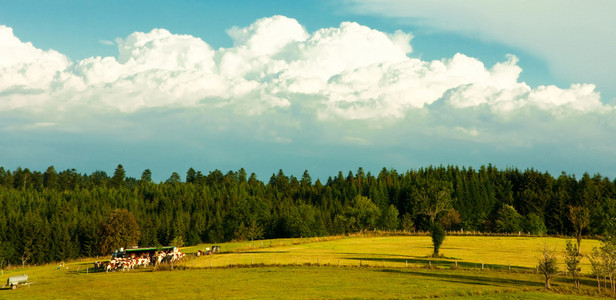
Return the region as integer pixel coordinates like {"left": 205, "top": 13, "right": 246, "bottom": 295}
{"left": 0, "top": 235, "right": 610, "bottom": 299}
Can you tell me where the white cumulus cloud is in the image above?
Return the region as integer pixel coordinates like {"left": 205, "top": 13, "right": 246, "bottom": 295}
{"left": 1, "top": 16, "right": 615, "bottom": 178}
{"left": 0, "top": 16, "right": 613, "bottom": 130}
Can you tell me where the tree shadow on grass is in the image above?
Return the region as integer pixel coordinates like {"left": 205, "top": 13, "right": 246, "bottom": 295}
{"left": 376, "top": 268, "right": 543, "bottom": 288}
{"left": 338, "top": 252, "right": 432, "bottom": 259}
{"left": 233, "top": 251, "right": 290, "bottom": 254}
{"left": 348, "top": 257, "right": 533, "bottom": 271}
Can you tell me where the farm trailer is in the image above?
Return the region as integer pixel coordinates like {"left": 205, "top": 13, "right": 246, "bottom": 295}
{"left": 3, "top": 274, "right": 30, "bottom": 289}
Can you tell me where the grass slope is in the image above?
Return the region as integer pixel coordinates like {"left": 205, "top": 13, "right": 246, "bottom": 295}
{"left": 0, "top": 235, "right": 608, "bottom": 299}
{"left": 185, "top": 235, "right": 602, "bottom": 272}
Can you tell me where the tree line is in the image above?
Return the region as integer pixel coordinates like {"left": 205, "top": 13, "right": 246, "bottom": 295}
{"left": 0, "top": 164, "right": 615, "bottom": 266}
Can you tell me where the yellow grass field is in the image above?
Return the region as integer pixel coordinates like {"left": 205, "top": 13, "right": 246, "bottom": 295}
{"left": 184, "top": 235, "right": 602, "bottom": 272}
{"left": 0, "top": 235, "right": 609, "bottom": 299}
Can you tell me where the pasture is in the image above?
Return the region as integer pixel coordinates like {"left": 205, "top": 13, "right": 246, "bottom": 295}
{"left": 0, "top": 235, "right": 609, "bottom": 299}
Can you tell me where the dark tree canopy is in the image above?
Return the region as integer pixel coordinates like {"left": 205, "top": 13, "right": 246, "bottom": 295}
{"left": 0, "top": 164, "right": 615, "bottom": 265}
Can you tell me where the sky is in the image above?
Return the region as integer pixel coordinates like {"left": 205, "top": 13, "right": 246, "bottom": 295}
{"left": 0, "top": 0, "right": 615, "bottom": 182}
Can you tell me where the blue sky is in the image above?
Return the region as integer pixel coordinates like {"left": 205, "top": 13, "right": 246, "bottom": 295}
{"left": 1, "top": 0, "right": 615, "bottom": 181}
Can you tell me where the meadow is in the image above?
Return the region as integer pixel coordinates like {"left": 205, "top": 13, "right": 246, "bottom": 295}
{"left": 0, "top": 234, "right": 610, "bottom": 299}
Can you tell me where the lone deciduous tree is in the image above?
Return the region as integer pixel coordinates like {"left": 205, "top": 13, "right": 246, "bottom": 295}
{"left": 537, "top": 243, "right": 558, "bottom": 290}
{"left": 564, "top": 240, "right": 582, "bottom": 288}
{"left": 569, "top": 206, "right": 589, "bottom": 255}
{"left": 415, "top": 180, "right": 453, "bottom": 257}
{"left": 416, "top": 181, "right": 453, "bottom": 223}
{"left": 98, "top": 209, "right": 140, "bottom": 255}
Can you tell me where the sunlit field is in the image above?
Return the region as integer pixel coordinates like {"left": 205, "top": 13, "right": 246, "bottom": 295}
{"left": 0, "top": 235, "right": 608, "bottom": 299}
{"left": 183, "top": 235, "right": 602, "bottom": 272}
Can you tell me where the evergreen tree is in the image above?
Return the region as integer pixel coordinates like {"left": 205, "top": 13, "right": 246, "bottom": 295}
{"left": 141, "top": 169, "right": 153, "bottom": 183}
{"left": 43, "top": 166, "right": 58, "bottom": 189}
{"left": 165, "top": 172, "right": 181, "bottom": 184}
{"left": 110, "top": 164, "right": 126, "bottom": 188}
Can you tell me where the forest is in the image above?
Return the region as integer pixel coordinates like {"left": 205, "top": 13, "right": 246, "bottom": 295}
{"left": 0, "top": 164, "right": 615, "bottom": 266}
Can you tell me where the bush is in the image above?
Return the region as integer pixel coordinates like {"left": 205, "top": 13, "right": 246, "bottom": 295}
{"left": 495, "top": 205, "right": 522, "bottom": 233}
{"left": 171, "top": 235, "right": 185, "bottom": 248}
{"left": 401, "top": 213, "right": 415, "bottom": 232}
{"left": 431, "top": 223, "right": 446, "bottom": 257}
{"left": 524, "top": 213, "right": 547, "bottom": 235}
{"left": 380, "top": 205, "right": 399, "bottom": 230}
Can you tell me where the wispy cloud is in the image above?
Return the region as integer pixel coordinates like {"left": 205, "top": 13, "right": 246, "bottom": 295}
{"left": 341, "top": 0, "right": 616, "bottom": 100}
{"left": 99, "top": 39, "right": 115, "bottom": 46}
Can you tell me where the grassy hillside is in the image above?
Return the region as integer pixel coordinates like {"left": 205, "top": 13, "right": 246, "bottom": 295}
{"left": 0, "top": 235, "right": 609, "bottom": 299}
{"left": 184, "top": 235, "right": 602, "bottom": 272}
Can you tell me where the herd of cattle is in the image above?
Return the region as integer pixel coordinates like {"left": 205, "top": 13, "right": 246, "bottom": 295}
{"left": 94, "top": 248, "right": 186, "bottom": 272}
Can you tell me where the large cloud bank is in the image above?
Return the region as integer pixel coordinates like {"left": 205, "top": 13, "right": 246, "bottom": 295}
{"left": 1, "top": 16, "right": 615, "bottom": 178}
{"left": 1, "top": 16, "right": 610, "bottom": 119}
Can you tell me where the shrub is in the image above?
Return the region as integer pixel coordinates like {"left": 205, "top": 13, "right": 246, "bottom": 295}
{"left": 524, "top": 213, "right": 547, "bottom": 235}
{"left": 431, "top": 223, "right": 446, "bottom": 257}
{"left": 495, "top": 205, "right": 522, "bottom": 233}
{"left": 401, "top": 213, "right": 415, "bottom": 232}
{"left": 379, "top": 205, "right": 399, "bottom": 230}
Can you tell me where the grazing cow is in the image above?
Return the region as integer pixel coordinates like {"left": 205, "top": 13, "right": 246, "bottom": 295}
{"left": 106, "top": 260, "right": 118, "bottom": 272}
{"left": 156, "top": 251, "right": 167, "bottom": 265}
{"left": 121, "top": 260, "right": 130, "bottom": 272}
{"left": 138, "top": 257, "right": 150, "bottom": 268}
